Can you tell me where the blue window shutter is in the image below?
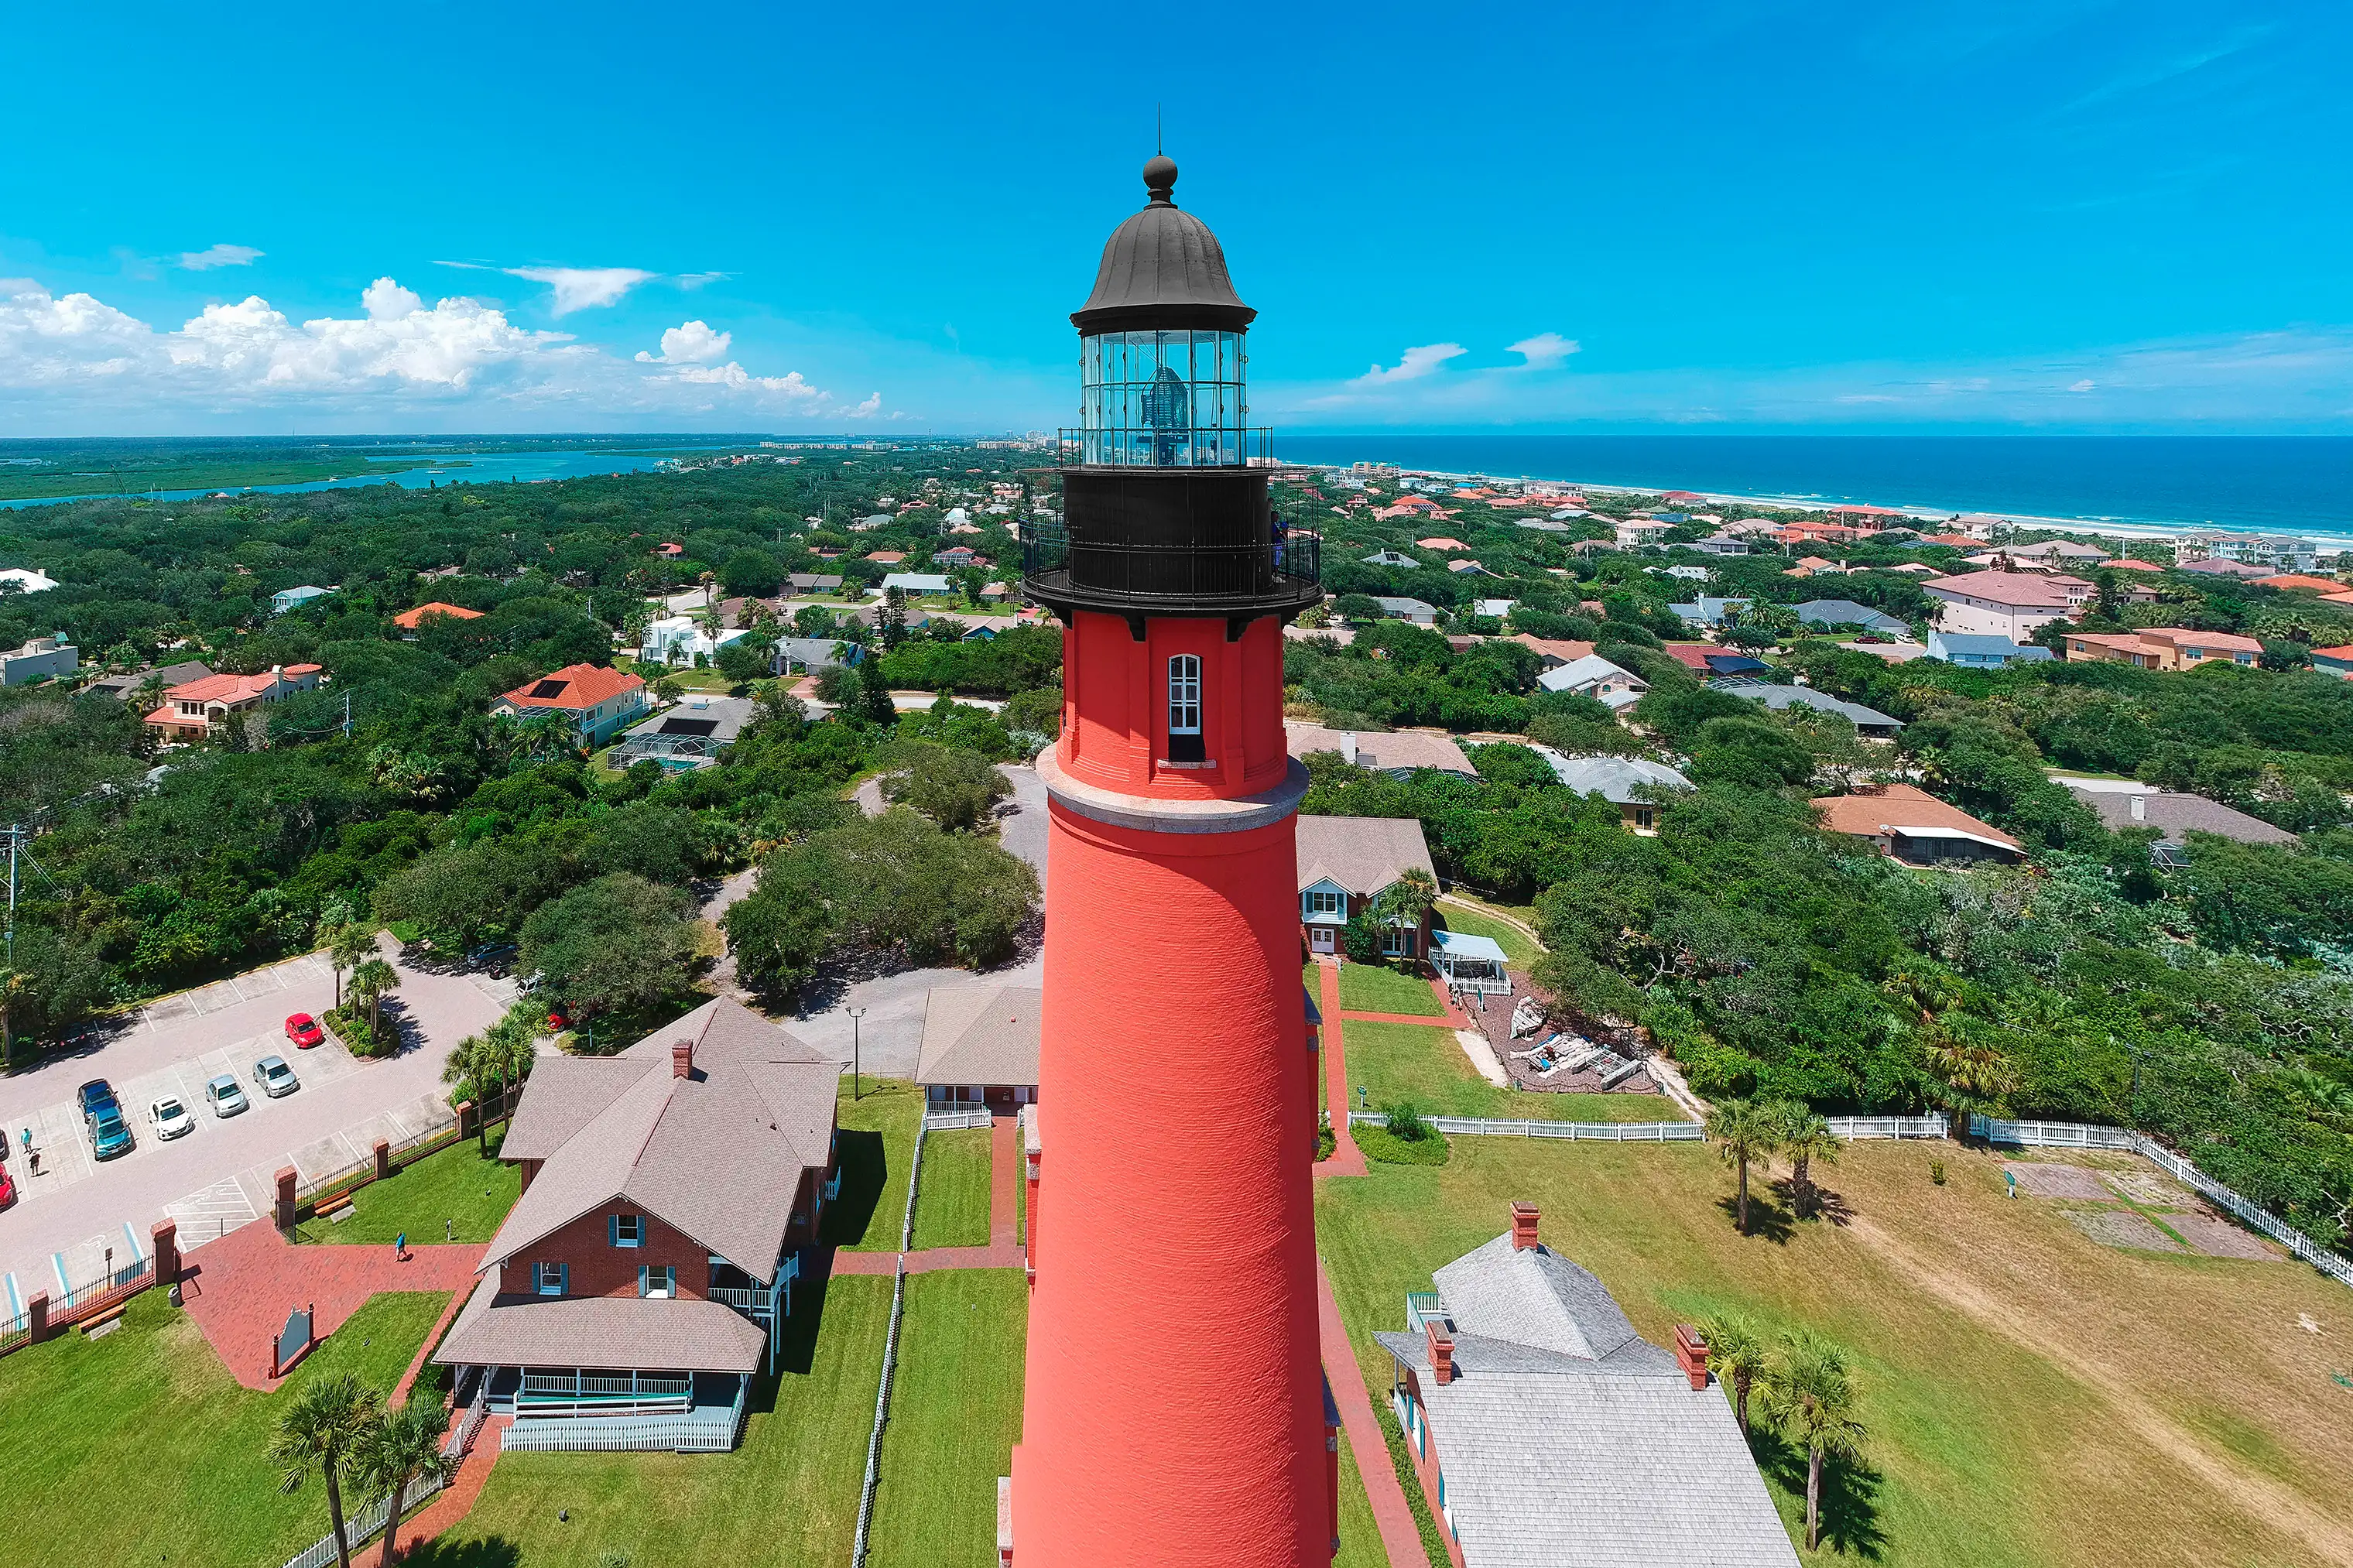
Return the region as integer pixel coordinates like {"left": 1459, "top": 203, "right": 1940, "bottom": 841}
{"left": 557, "top": 1263, "right": 567, "bottom": 1296}
{"left": 608, "top": 1214, "right": 618, "bottom": 1247}
{"left": 639, "top": 1264, "right": 649, "bottom": 1298}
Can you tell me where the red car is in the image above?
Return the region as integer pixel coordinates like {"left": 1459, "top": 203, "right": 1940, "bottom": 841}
{"left": 285, "top": 1012, "right": 326, "bottom": 1049}
{"left": 0, "top": 1161, "right": 15, "bottom": 1209}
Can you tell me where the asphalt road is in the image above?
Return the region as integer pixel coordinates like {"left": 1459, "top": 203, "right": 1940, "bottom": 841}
{"left": 0, "top": 944, "right": 510, "bottom": 1310}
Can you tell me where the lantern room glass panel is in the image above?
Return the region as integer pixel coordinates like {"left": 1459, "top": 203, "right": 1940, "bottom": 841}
{"left": 1078, "top": 329, "right": 1247, "bottom": 467}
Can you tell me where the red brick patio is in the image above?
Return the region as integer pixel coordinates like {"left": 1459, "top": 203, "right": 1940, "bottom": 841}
{"left": 177, "top": 1218, "right": 480, "bottom": 1391}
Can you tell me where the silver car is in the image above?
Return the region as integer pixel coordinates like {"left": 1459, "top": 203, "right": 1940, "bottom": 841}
{"left": 253, "top": 1055, "right": 300, "bottom": 1098}
{"left": 149, "top": 1095, "right": 195, "bottom": 1140}
{"left": 205, "top": 1074, "right": 248, "bottom": 1116}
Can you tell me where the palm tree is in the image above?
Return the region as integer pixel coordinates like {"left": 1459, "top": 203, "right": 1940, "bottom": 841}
{"left": 1373, "top": 867, "right": 1440, "bottom": 963}
{"left": 1926, "top": 1036, "right": 2018, "bottom": 1144}
{"left": 329, "top": 924, "right": 378, "bottom": 1012}
{"left": 444, "top": 1002, "right": 543, "bottom": 1148}
{"left": 1695, "top": 1311, "right": 1768, "bottom": 1436}
{"left": 350, "top": 957, "right": 399, "bottom": 1046}
{"left": 1773, "top": 1102, "right": 1841, "bottom": 1220}
{"left": 1706, "top": 1097, "right": 1779, "bottom": 1235}
{"left": 351, "top": 1399, "right": 452, "bottom": 1568}
{"left": 1762, "top": 1333, "right": 1868, "bottom": 1552}
{"left": 267, "top": 1372, "right": 382, "bottom": 1568}
{"left": 441, "top": 1031, "right": 494, "bottom": 1152}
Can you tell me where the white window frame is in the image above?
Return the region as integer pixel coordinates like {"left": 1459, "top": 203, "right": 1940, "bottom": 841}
{"left": 612, "top": 1213, "right": 645, "bottom": 1249}
{"left": 639, "top": 1263, "right": 676, "bottom": 1299}
{"left": 1304, "top": 887, "right": 1344, "bottom": 919}
{"left": 533, "top": 1262, "right": 567, "bottom": 1297}
{"left": 1382, "top": 924, "right": 1416, "bottom": 957}
{"left": 1166, "top": 654, "right": 1202, "bottom": 736}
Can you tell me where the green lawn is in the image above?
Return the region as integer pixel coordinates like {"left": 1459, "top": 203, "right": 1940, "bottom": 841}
{"left": 912, "top": 1127, "right": 995, "bottom": 1249}
{"left": 1342, "top": 1019, "right": 1681, "bottom": 1123}
{"left": 829, "top": 1078, "right": 923, "bottom": 1251}
{"left": 1334, "top": 1424, "right": 1391, "bottom": 1568}
{"left": 296, "top": 1129, "right": 519, "bottom": 1246}
{"left": 1, "top": 1289, "right": 451, "bottom": 1567}
{"left": 1335, "top": 961, "right": 1444, "bottom": 1015}
{"left": 412, "top": 1273, "right": 890, "bottom": 1567}
{"left": 1317, "top": 1137, "right": 2353, "bottom": 1568}
{"left": 1432, "top": 900, "right": 1541, "bottom": 967}
{"left": 867, "top": 1270, "right": 1028, "bottom": 1566}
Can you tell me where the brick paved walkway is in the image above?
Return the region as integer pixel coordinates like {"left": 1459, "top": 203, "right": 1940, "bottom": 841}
{"left": 1318, "top": 1256, "right": 1426, "bottom": 1568}
{"left": 389, "top": 1414, "right": 509, "bottom": 1558}
{"left": 178, "top": 1219, "right": 480, "bottom": 1390}
{"left": 1314, "top": 960, "right": 1367, "bottom": 1179}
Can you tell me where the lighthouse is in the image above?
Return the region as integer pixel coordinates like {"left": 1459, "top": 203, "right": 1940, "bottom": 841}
{"left": 1005, "top": 154, "right": 1331, "bottom": 1568}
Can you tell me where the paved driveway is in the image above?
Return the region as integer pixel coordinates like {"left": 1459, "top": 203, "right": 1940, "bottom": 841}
{"left": 0, "top": 945, "right": 511, "bottom": 1310}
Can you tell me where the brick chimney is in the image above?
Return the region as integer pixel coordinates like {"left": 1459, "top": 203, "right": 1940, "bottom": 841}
{"left": 1425, "top": 1318, "right": 1455, "bottom": 1385}
{"left": 1510, "top": 1201, "right": 1540, "bottom": 1251}
{"left": 673, "top": 1039, "right": 694, "bottom": 1079}
{"left": 1674, "top": 1324, "right": 1711, "bottom": 1391}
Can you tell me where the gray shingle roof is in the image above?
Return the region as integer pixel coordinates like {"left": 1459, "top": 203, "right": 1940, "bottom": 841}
{"left": 433, "top": 1276, "right": 767, "bottom": 1374}
{"left": 1381, "top": 1231, "right": 1800, "bottom": 1567}
{"left": 1710, "top": 681, "right": 1903, "bottom": 731}
{"left": 1543, "top": 754, "right": 1694, "bottom": 804}
{"left": 916, "top": 985, "right": 1042, "bottom": 1088}
{"left": 2067, "top": 787, "right": 2299, "bottom": 846}
{"left": 483, "top": 998, "right": 837, "bottom": 1280}
{"left": 1296, "top": 815, "right": 1435, "bottom": 897}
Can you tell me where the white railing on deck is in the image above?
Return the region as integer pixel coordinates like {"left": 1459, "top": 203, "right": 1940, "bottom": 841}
{"left": 923, "top": 1107, "right": 995, "bottom": 1131}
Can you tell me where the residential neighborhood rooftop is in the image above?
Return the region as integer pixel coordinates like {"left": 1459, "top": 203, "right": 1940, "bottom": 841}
{"left": 1295, "top": 814, "right": 1435, "bottom": 898}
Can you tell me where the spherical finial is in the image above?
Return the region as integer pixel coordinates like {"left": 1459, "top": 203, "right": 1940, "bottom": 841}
{"left": 1143, "top": 154, "right": 1178, "bottom": 205}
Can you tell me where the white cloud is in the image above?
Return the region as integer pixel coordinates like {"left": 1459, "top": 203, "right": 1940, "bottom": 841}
{"left": 0, "top": 277, "right": 880, "bottom": 424}
{"left": 635, "top": 320, "right": 731, "bottom": 365}
{"left": 504, "top": 265, "right": 655, "bottom": 315}
{"left": 2068, "top": 378, "right": 2097, "bottom": 392}
{"left": 1350, "top": 343, "right": 1467, "bottom": 387}
{"left": 362, "top": 277, "right": 423, "bottom": 320}
{"left": 674, "top": 272, "right": 730, "bottom": 290}
{"left": 1507, "top": 332, "right": 1581, "bottom": 368}
{"left": 179, "top": 244, "right": 263, "bottom": 271}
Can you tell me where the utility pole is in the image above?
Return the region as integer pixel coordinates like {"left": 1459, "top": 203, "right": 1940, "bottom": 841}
{"left": 3, "top": 823, "right": 19, "bottom": 967}
{"left": 341, "top": 690, "right": 352, "bottom": 740}
{"left": 848, "top": 1006, "right": 867, "bottom": 1101}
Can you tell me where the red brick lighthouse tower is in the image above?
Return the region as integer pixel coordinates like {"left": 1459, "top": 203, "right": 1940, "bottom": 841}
{"left": 1005, "top": 154, "right": 1329, "bottom": 1568}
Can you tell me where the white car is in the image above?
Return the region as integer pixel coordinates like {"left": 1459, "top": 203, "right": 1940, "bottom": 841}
{"left": 149, "top": 1096, "right": 195, "bottom": 1140}
{"left": 253, "top": 1055, "right": 300, "bottom": 1098}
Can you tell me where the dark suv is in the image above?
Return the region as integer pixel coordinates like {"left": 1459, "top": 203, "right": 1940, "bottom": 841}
{"left": 79, "top": 1078, "right": 134, "bottom": 1160}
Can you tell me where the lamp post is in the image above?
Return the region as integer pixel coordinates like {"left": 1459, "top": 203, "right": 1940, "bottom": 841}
{"left": 848, "top": 1006, "right": 867, "bottom": 1101}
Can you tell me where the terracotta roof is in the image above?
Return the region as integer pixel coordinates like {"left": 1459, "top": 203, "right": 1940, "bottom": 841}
{"left": 155, "top": 666, "right": 321, "bottom": 707}
{"left": 1296, "top": 814, "right": 1434, "bottom": 897}
{"left": 2255, "top": 573, "right": 2344, "bottom": 593}
{"left": 481, "top": 998, "right": 837, "bottom": 1279}
{"left": 866, "top": 551, "right": 907, "bottom": 563}
{"left": 1416, "top": 536, "right": 1467, "bottom": 550}
{"left": 1812, "top": 784, "right": 2020, "bottom": 850}
{"left": 393, "top": 601, "right": 484, "bottom": 630}
{"left": 1508, "top": 635, "right": 1598, "bottom": 666}
{"left": 499, "top": 662, "right": 645, "bottom": 711}
{"left": 2104, "top": 558, "right": 2166, "bottom": 571}
{"left": 916, "top": 985, "right": 1041, "bottom": 1088}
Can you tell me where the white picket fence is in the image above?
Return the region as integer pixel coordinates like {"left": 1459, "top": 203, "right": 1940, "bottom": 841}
{"left": 923, "top": 1108, "right": 995, "bottom": 1131}
{"left": 1825, "top": 1114, "right": 1949, "bottom": 1141}
{"left": 1974, "top": 1115, "right": 2353, "bottom": 1290}
{"left": 851, "top": 1255, "right": 909, "bottom": 1567}
{"left": 1347, "top": 1111, "right": 1701, "bottom": 1142}
{"left": 281, "top": 1470, "right": 447, "bottom": 1568}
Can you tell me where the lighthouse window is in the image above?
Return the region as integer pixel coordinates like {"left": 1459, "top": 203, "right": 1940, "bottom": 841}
{"left": 1166, "top": 655, "right": 1204, "bottom": 762}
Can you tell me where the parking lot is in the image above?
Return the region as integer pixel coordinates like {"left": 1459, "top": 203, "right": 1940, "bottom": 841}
{"left": 0, "top": 946, "right": 509, "bottom": 1310}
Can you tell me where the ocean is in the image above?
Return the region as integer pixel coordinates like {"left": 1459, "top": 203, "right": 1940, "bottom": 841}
{"left": 1271, "top": 434, "right": 2353, "bottom": 545}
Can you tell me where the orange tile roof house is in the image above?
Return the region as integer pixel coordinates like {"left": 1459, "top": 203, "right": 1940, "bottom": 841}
{"left": 2103, "top": 557, "right": 2166, "bottom": 572}
{"left": 865, "top": 550, "right": 908, "bottom": 564}
{"left": 2064, "top": 628, "right": 2262, "bottom": 670}
{"left": 2255, "top": 573, "right": 2344, "bottom": 594}
{"left": 1814, "top": 782, "right": 2024, "bottom": 868}
{"left": 433, "top": 998, "right": 841, "bottom": 1449}
{"left": 2310, "top": 643, "right": 2353, "bottom": 681}
{"left": 1416, "top": 536, "right": 1468, "bottom": 552}
{"left": 392, "top": 601, "right": 485, "bottom": 633}
{"left": 144, "top": 663, "right": 324, "bottom": 742}
{"left": 493, "top": 662, "right": 649, "bottom": 745}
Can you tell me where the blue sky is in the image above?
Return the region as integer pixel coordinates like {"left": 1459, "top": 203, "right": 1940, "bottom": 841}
{"left": 2, "top": 1, "right": 2347, "bottom": 435}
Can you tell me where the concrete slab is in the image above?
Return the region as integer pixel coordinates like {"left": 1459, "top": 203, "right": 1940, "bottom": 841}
{"left": 2157, "top": 1210, "right": 2279, "bottom": 1261}
{"left": 166, "top": 1175, "right": 263, "bottom": 1250}
{"left": 2067, "top": 1209, "right": 2183, "bottom": 1252}
{"left": 2005, "top": 1162, "right": 2112, "bottom": 1199}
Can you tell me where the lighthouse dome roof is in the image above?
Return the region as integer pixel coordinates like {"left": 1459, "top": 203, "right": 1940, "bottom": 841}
{"left": 1072, "top": 155, "right": 1255, "bottom": 334}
